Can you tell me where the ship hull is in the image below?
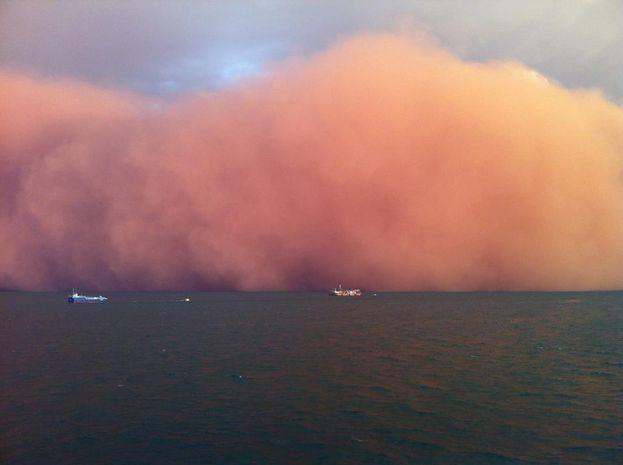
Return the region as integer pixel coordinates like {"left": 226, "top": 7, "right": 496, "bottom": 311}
{"left": 329, "top": 288, "right": 362, "bottom": 297}
{"left": 68, "top": 296, "right": 107, "bottom": 303}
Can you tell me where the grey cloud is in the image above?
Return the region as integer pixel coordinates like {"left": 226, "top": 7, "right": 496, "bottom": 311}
{"left": 1, "top": 0, "right": 621, "bottom": 99}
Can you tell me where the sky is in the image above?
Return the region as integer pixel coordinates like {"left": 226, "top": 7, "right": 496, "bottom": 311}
{"left": 1, "top": 1, "right": 623, "bottom": 291}
{"left": 1, "top": 0, "right": 622, "bottom": 100}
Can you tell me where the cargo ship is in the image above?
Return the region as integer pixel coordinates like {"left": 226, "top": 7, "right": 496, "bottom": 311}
{"left": 329, "top": 284, "right": 362, "bottom": 297}
{"left": 68, "top": 290, "right": 108, "bottom": 303}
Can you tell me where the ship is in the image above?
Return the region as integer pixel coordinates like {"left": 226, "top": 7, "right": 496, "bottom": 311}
{"left": 68, "top": 290, "right": 108, "bottom": 303}
{"left": 329, "top": 284, "right": 362, "bottom": 297}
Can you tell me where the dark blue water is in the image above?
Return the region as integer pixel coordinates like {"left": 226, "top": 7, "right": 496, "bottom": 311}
{"left": 1, "top": 292, "right": 621, "bottom": 464}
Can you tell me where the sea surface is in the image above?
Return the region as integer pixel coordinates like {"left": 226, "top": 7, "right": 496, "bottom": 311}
{"left": 1, "top": 292, "right": 621, "bottom": 465}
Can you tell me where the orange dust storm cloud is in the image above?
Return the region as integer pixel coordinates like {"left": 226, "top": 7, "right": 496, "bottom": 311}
{"left": 1, "top": 34, "right": 623, "bottom": 291}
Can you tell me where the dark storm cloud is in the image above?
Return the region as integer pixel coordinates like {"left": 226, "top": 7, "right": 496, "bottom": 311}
{"left": 0, "top": 0, "right": 622, "bottom": 98}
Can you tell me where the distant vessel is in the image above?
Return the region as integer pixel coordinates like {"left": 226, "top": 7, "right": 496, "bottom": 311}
{"left": 329, "top": 284, "right": 362, "bottom": 297}
{"left": 68, "top": 290, "right": 108, "bottom": 303}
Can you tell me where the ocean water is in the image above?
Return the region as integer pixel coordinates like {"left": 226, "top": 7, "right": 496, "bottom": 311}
{"left": 1, "top": 291, "right": 621, "bottom": 465}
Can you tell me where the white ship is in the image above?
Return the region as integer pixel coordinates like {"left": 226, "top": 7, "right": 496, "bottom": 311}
{"left": 68, "top": 290, "right": 108, "bottom": 303}
{"left": 329, "top": 284, "right": 362, "bottom": 297}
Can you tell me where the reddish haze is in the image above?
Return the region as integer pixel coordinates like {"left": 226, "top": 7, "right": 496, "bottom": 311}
{"left": 2, "top": 34, "right": 623, "bottom": 291}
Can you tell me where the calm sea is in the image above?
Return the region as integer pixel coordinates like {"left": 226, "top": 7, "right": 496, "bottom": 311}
{"left": 1, "top": 292, "right": 621, "bottom": 465}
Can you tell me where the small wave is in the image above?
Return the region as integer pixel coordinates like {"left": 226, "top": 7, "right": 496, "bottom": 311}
{"left": 590, "top": 370, "right": 612, "bottom": 377}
